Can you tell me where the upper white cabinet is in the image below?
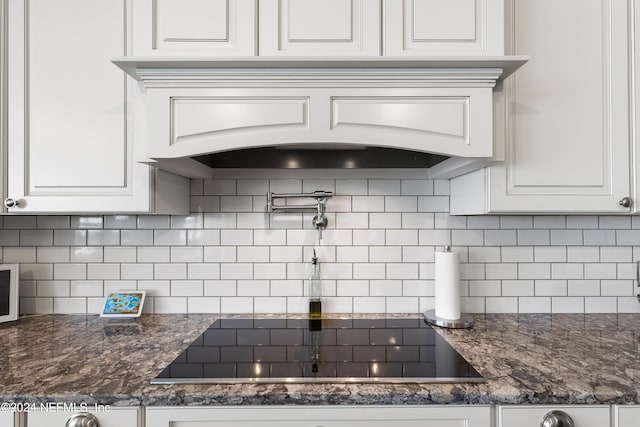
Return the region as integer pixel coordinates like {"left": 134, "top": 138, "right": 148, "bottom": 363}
{"left": 131, "top": 0, "right": 504, "bottom": 58}
{"left": 5, "top": 0, "right": 188, "bottom": 214}
{"left": 259, "top": 0, "right": 381, "bottom": 56}
{"left": 384, "top": 0, "right": 505, "bottom": 56}
{"left": 132, "top": 0, "right": 257, "bottom": 56}
{"left": 451, "top": 0, "right": 631, "bottom": 214}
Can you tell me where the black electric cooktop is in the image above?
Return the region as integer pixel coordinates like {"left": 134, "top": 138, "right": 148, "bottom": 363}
{"left": 152, "top": 318, "right": 484, "bottom": 384}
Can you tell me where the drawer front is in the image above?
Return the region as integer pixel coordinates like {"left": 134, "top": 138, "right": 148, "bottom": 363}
{"left": 26, "top": 407, "right": 140, "bottom": 427}
{"left": 499, "top": 405, "right": 610, "bottom": 427}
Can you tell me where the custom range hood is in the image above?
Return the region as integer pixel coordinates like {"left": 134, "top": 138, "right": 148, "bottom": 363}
{"left": 114, "top": 56, "right": 528, "bottom": 179}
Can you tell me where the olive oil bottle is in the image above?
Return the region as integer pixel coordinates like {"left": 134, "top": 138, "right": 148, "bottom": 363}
{"left": 309, "top": 250, "right": 322, "bottom": 318}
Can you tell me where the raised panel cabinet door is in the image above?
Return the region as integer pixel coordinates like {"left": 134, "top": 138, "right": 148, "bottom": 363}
{"left": 0, "top": 412, "right": 14, "bottom": 427}
{"left": 132, "top": 0, "right": 256, "bottom": 56}
{"left": 487, "top": 0, "right": 630, "bottom": 213}
{"left": 614, "top": 405, "right": 640, "bottom": 426}
{"left": 146, "top": 406, "right": 492, "bottom": 427}
{"left": 259, "top": 0, "right": 381, "bottom": 56}
{"left": 498, "top": 406, "right": 611, "bottom": 427}
{"left": 384, "top": 0, "right": 505, "bottom": 55}
{"left": 26, "top": 408, "right": 140, "bottom": 427}
{"left": 6, "top": 0, "right": 154, "bottom": 213}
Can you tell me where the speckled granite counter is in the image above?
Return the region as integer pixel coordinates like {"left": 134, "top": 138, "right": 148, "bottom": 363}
{"left": 1, "top": 313, "right": 639, "bottom": 407}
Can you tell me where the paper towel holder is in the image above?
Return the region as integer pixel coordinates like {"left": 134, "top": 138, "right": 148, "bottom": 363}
{"left": 424, "top": 246, "right": 474, "bottom": 329}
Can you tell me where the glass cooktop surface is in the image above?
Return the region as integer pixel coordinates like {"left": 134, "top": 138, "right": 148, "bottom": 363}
{"left": 152, "top": 318, "right": 484, "bottom": 384}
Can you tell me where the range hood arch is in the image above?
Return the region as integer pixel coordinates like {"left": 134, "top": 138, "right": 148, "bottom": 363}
{"left": 114, "top": 57, "right": 528, "bottom": 179}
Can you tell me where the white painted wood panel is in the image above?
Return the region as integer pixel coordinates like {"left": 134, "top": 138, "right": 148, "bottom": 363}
{"left": 0, "top": 0, "right": 6, "bottom": 212}
{"left": 0, "top": 412, "right": 13, "bottom": 427}
{"left": 384, "top": 0, "right": 504, "bottom": 55}
{"left": 5, "top": 0, "right": 187, "bottom": 213}
{"left": 172, "top": 97, "right": 309, "bottom": 145}
{"left": 145, "top": 85, "right": 493, "bottom": 174}
{"left": 27, "top": 408, "right": 140, "bottom": 427}
{"left": 614, "top": 405, "right": 640, "bottom": 426}
{"left": 146, "top": 406, "right": 492, "bottom": 427}
{"left": 498, "top": 405, "right": 610, "bottom": 427}
{"left": 133, "top": 0, "right": 256, "bottom": 56}
{"left": 259, "top": 0, "right": 381, "bottom": 56}
{"left": 485, "top": 0, "right": 630, "bottom": 213}
{"left": 633, "top": 0, "right": 640, "bottom": 214}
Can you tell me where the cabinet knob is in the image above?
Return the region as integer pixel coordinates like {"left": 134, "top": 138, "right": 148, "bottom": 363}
{"left": 541, "top": 410, "right": 574, "bottom": 427}
{"left": 619, "top": 197, "right": 633, "bottom": 208}
{"left": 3, "top": 198, "right": 20, "bottom": 208}
{"left": 65, "top": 413, "right": 100, "bottom": 427}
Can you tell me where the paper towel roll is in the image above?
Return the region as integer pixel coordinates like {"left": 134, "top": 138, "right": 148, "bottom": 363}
{"left": 434, "top": 248, "right": 461, "bottom": 320}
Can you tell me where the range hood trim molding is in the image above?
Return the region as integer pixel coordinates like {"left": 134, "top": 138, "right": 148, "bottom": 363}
{"left": 113, "top": 56, "right": 529, "bottom": 86}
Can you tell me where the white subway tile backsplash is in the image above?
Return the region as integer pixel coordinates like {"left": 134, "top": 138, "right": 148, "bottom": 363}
{"left": 105, "top": 215, "right": 136, "bottom": 230}
{"left": 599, "top": 216, "right": 631, "bottom": 229}
{"left": 21, "top": 230, "right": 53, "bottom": 246}
{"left": 37, "top": 216, "right": 70, "bottom": 229}
{"left": 204, "top": 179, "right": 236, "bottom": 195}
{"left": 584, "top": 263, "right": 617, "bottom": 280}
{"left": 417, "top": 196, "right": 449, "bottom": 212}
{"left": 336, "top": 213, "right": 369, "bottom": 229}
{"left": 7, "top": 176, "right": 640, "bottom": 315}
{"left": 370, "top": 213, "right": 401, "bottom": 229}
{"left": 87, "top": 230, "right": 120, "bottom": 246}
{"left": 566, "top": 216, "right": 598, "bottom": 229}
{"left": 138, "top": 247, "right": 170, "bottom": 263}
{"left": 600, "top": 280, "right": 633, "bottom": 296}
{"left": 221, "top": 230, "right": 253, "bottom": 246}
{"left": 551, "top": 297, "right": 584, "bottom": 313}
{"left": 401, "top": 179, "right": 433, "bottom": 195}
{"left": 338, "top": 246, "right": 369, "bottom": 262}
{"left": 501, "top": 216, "right": 533, "bottom": 229}
{"left": 567, "top": 280, "right": 600, "bottom": 296}
{"left": 4, "top": 247, "right": 37, "bottom": 263}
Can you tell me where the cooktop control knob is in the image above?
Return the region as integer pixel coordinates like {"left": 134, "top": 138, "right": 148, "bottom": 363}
{"left": 65, "top": 413, "right": 100, "bottom": 427}
{"left": 541, "top": 410, "right": 574, "bottom": 427}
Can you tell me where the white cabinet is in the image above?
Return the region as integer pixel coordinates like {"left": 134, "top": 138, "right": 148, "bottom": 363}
{"left": 451, "top": 0, "right": 631, "bottom": 214}
{"left": 259, "top": 0, "right": 381, "bottom": 56}
{"left": 614, "top": 405, "right": 640, "bottom": 426}
{"left": 384, "top": 0, "right": 505, "bottom": 56}
{"left": 5, "top": 0, "right": 189, "bottom": 214}
{"left": 132, "top": 0, "right": 257, "bottom": 56}
{"left": 0, "top": 412, "right": 14, "bottom": 427}
{"left": 498, "top": 405, "right": 610, "bottom": 427}
{"left": 26, "top": 407, "right": 140, "bottom": 427}
{"left": 146, "top": 405, "right": 492, "bottom": 427}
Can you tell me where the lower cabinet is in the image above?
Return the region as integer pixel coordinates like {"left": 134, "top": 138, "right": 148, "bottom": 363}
{"left": 498, "top": 405, "right": 610, "bottom": 427}
{"left": 0, "top": 412, "right": 14, "bottom": 427}
{"left": 614, "top": 405, "right": 640, "bottom": 427}
{"left": 24, "top": 407, "right": 140, "bottom": 427}
{"left": 145, "top": 406, "right": 492, "bottom": 427}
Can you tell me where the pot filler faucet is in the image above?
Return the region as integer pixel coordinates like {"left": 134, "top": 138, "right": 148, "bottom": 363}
{"left": 267, "top": 191, "right": 333, "bottom": 242}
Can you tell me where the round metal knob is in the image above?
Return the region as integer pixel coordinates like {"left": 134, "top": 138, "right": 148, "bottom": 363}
{"left": 65, "top": 413, "right": 100, "bottom": 427}
{"left": 3, "top": 198, "right": 20, "bottom": 208}
{"left": 619, "top": 197, "right": 633, "bottom": 208}
{"left": 541, "top": 410, "right": 574, "bottom": 427}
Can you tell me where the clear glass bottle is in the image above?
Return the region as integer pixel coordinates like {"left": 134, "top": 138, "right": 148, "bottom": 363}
{"left": 309, "top": 250, "right": 322, "bottom": 318}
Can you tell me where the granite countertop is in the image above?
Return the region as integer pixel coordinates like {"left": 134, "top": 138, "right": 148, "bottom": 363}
{"left": 1, "top": 313, "right": 639, "bottom": 407}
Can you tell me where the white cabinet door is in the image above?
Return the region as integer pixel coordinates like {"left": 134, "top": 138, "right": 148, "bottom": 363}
{"left": 132, "top": 0, "right": 256, "bottom": 56}
{"left": 384, "top": 0, "right": 505, "bottom": 56}
{"left": 259, "top": 0, "right": 381, "bottom": 56}
{"left": 498, "top": 405, "right": 610, "bottom": 427}
{"left": 5, "top": 0, "right": 188, "bottom": 213}
{"left": 26, "top": 407, "right": 139, "bottom": 427}
{"left": 0, "top": 412, "right": 14, "bottom": 427}
{"left": 633, "top": 1, "right": 640, "bottom": 214}
{"left": 452, "top": 0, "right": 631, "bottom": 214}
{"left": 614, "top": 405, "right": 640, "bottom": 426}
{"left": 146, "top": 406, "right": 492, "bottom": 427}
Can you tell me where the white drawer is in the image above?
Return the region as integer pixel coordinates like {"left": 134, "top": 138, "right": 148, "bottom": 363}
{"left": 498, "top": 405, "right": 610, "bottom": 427}
{"left": 26, "top": 407, "right": 140, "bottom": 427}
